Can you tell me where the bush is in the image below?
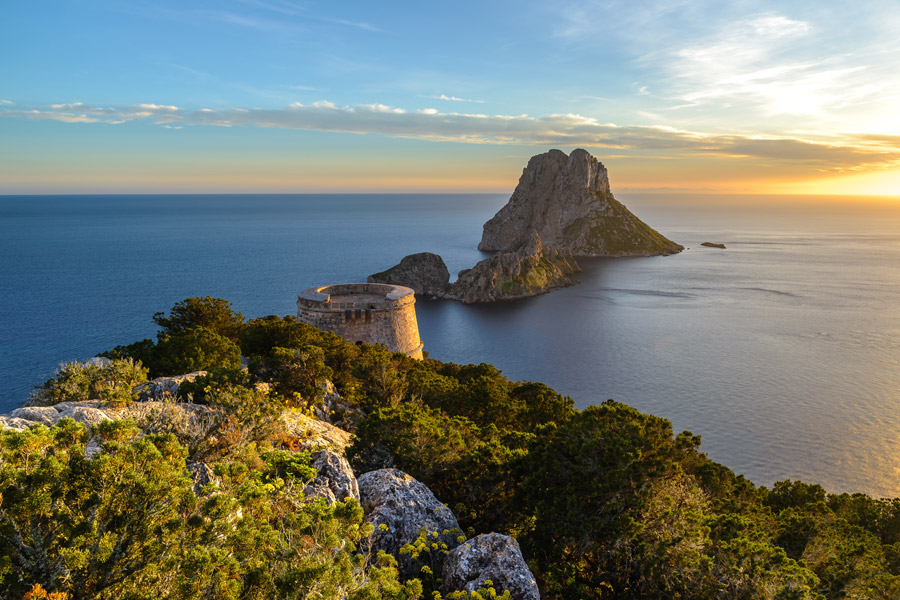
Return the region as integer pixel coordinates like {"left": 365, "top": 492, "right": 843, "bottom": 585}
{"left": 153, "top": 326, "right": 241, "bottom": 376}
{"left": 153, "top": 296, "right": 245, "bottom": 341}
{"left": 30, "top": 358, "right": 148, "bottom": 407}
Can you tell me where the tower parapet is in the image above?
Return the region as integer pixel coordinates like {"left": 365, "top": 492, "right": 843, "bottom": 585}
{"left": 297, "top": 283, "right": 424, "bottom": 360}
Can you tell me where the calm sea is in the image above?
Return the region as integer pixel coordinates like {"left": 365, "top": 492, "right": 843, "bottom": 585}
{"left": 2, "top": 194, "right": 900, "bottom": 497}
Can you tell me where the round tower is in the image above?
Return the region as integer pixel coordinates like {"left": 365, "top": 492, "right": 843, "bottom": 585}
{"left": 296, "top": 283, "right": 424, "bottom": 360}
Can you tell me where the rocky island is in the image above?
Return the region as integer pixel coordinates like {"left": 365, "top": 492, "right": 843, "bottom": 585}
{"left": 479, "top": 148, "right": 683, "bottom": 257}
{"left": 369, "top": 148, "right": 682, "bottom": 303}
{"left": 369, "top": 233, "right": 581, "bottom": 303}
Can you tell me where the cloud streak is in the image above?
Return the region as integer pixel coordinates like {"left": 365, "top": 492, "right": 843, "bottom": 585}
{"left": 3, "top": 100, "right": 898, "bottom": 171}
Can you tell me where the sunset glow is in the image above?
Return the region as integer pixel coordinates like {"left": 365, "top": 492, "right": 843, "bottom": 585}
{"left": 2, "top": 1, "right": 900, "bottom": 196}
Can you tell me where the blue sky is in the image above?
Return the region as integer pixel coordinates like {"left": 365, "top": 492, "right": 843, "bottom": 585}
{"left": 3, "top": 0, "right": 900, "bottom": 195}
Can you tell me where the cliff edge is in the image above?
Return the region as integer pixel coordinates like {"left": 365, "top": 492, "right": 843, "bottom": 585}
{"left": 479, "top": 148, "right": 683, "bottom": 257}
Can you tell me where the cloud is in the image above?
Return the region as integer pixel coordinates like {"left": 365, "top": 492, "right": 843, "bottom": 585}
{"left": 2, "top": 100, "right": 898, "bottom": 171}
{"left": 433, "top": 94, "right": 485, "bottom": 104}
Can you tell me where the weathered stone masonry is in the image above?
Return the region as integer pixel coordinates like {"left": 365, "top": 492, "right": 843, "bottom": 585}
{"left": 297, "top": 283, "right": 424, "bottom": 360}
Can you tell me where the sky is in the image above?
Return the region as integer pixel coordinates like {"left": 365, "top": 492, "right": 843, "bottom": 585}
{"left": 2, "top": 0, "right": 900, "bottom": 196}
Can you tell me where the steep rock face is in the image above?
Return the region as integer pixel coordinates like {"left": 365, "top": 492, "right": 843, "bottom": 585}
{"left": 446, "top": 232, "right": 580, "bottom": 303}
{"left": 479, "top": 148, "right": 682, "bottom": 256}
{"left": 442, "top": 533, "right": 540, "bottom": 600}
{"left": 368, "top": 252, "right": 451, "bottom": 297}
{"left": 358, "top": 468, "right": 462, "bottom": 567}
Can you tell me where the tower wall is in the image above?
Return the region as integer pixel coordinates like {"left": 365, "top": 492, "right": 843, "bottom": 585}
{"left": 297, "top": 283, "right": 424, "bottom": 360}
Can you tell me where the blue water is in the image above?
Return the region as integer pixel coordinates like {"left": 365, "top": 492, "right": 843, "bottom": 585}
{"left": 3, "top": 194, "right": 900, "bottom": 497}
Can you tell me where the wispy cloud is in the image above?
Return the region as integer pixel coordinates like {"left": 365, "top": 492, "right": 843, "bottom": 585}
{"left": 236, "top": 0, "right": 381, "bottom": 32}
{"left": 3, "top": 100, "right": 898, "bottom": 171}
{"left": 432, "top": 94, "right": 485, "bottom": 104}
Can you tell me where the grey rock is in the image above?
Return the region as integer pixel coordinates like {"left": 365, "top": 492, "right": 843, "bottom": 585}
{"left": 84, "top": 356, "right": 112, "bottom": 367}
{"left": 56, "top": 404, "right": 111, "bottom": 427}
{"left": 59, "top": 406, "right": 110, "bottom": 425}
{"left": 134, "top": 371, "right": 207, "bottom": 402}
{"left": 358, "top": 468, "right": 461, "bottom": 561}
{"left": 479, "top": 148, "right": 682, "bottom": 257}
{"left": 10, "top": 406, "right": 59, "bottom": 426}
{"left": 0, "top": 416, "right": 38, "bottom": 431}
{"left": 368, "top": 252, "right": 451, "bottom": 297}
{"left": 85, "top": 437, "right": 103, "bottom": 459}
{"left": 446, "top": 231, "right": 580, "bottom": 303}
{"left": 283, "top": 412, "right": 354, "bottom": 454}
{"left": 303, "top": 450, "right": 360, "bottom": 505}
{"left": 442, "top": 533, "right": 540, "bottom": 600}
{"left": 187, "top": 461, "right": 220, "bottom": 496}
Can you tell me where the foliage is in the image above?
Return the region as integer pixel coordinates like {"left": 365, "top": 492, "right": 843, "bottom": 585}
{"left": 73, "top": 296, "right": 900, "bottom": 600}
{"left": 174, "top": 367, "right": 251, "bottom": 404}
{"left": 0, "top": 420, "right": 422, "bottom": 600}
{"left": 152, "top": 296, "right": 245, "bottom": 341}
{"left": 29, "top": 358, "right": 148, "bottom": 407}
{"left": 152, "top": 326, "right": 242, "bottom": 376}
{"left": 250, "top": 345, "right": 333, "bottom": 410}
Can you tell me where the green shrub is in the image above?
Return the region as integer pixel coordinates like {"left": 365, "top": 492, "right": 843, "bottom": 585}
{"left": 30, "top": 358, "right": 148, "bottom": 407}
{"left": 153, "top": 326, "right": 241, "bottom": 376}
{"left": 153, "top": 296, "right": 245, "bottom": 341}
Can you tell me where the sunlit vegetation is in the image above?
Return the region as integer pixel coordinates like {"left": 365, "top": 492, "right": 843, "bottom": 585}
{"left": 3, "top": 297, "right": 900, "bottom": 599}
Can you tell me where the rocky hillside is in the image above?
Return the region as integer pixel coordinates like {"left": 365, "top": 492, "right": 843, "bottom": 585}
{"left": 479, "top": 148, "right": 683, "bottom": 256}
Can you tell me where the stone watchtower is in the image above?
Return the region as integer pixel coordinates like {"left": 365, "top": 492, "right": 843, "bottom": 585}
{"left": 296, "top": 283, "right": 424, "bottom": 360}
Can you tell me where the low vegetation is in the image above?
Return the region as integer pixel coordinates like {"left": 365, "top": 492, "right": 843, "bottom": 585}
{"left": 3, "top": 297, "right": 899, "bottom": 599}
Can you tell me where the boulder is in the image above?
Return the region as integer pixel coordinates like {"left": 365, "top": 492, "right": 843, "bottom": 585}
{"left": 358, "top": 468, "right": 462, "bottom": 559}
{"left": 54, "top": 402, "right": 111, "bottom": 427}
{"left": 0, "top": 416, "right": 37, "bottom": 431}
{"left": 283, "top": 412, "right": 354, "bottom": 455}
{"left": 134, "top": 371, "right": 207, "bottom": 402}
{"left": 303, "top": 450, "right": 360, "bottom": 504}
{"left": 10, "top": 406, "right": 59, "bottom": 426}
{"left": 368, "top": 252, "right": 451, "bottom": 297}
{"left": 446, "top": 232, "right": 580, "bottom": 303}
{"left": 83, "top": 356, "right": 112, "bottom": 368}
{"left": 479, "top": 148, "right": 682, "bottom": 257}
{"left": 442, "top": 533, "right": 540, "bottom": 600}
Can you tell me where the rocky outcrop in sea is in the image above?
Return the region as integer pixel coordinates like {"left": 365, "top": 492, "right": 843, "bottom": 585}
{"left": 444, "top": 232, "right": 580, "bottom": 303}
{"left": 479, "top": 148, "right": 683, "bottom": 257}
{"left": 367, "top": 252, "right": 451, "bottom": 297}
{"left": 367, "top": 148, "right": 680, "bottom": 304}
{"left": 370, "top": 233, "right": 579, "bottom": 304}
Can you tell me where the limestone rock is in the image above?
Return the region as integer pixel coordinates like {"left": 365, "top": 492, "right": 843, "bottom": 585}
{"left": 303, "top": 450, "right": 360, "bottom": 504}
{"left": 187, "top": 461, "right": 220, "bottom": 496}
{"left": 54, "top": 402, "right": 111, "bottom": 427}
{"left": 283, "top": 412, "right": 354, "bottom": 454}
{"left": 84, "top": 356, "right": 112, "bottom": 368}
{"left": 358, "top": 468, "right": 461, "bottom": 560}
{"left": 701, "top": 242, "right": 726, "bottom": 249}
{"left": 0, "top": 416, "right": 37, "bottom": 431}
{"left": 442, "top": 533, "right": 540, "bottom": 600}
{"left": 446, "top": 232, "right": 580, "bottom": 303}
{"left": 85, "top": 437, "right": 103, "bottom": 459}
{"left": 479, "top": 148, "right": 682, "bottom": 257}
{"left": 10, "top": 406, "right": 59, "bottom": 426}
{"left": 134, "top": 371, "right": 207, "bottom": 402}
{"left": 368, "top": 252, "right": 451, "bottom": 297}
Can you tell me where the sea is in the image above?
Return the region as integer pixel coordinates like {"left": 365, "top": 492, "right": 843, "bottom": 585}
{"left": 2, "top": 193, "right": 900, "bottom": 498}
